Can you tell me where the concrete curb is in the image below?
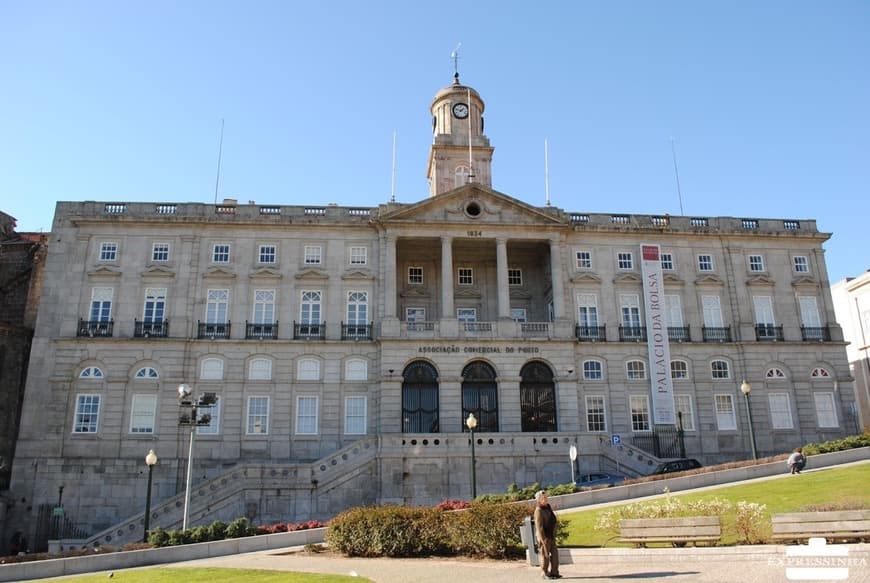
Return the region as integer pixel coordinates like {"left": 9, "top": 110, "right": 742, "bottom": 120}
{"left": 0, "top": 527, "right": 326, "bottom": 582}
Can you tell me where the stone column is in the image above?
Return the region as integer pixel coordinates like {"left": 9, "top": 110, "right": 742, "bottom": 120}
{"left": 441, "top": 236, "right": 454, "bottom": 319}
{"left": 384, "top": 235, "right": 397, "bottom": 318}
{"left": 496, "top": 238, "right": 510, "bottom": 320}
{"left": 550, "top": 239, "right": 565, "bottom": 320}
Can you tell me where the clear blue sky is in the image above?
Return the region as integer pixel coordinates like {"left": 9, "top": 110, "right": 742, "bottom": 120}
{"left": 2, "top": 1, "right": 868, "bottom": 283}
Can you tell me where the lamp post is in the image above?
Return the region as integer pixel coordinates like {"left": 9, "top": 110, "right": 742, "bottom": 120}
{"left": 143, "top": 449, "right": 158, "bottom": 542}
{"left": 569, "top": 444, "right": 578, "bottom": 484}
{"left": 740, "top": 380, "right": 758, "bottom": 460}
{"left": 178, "top": 384, "right": 218, "bottom": 531}
{"left": 465, "top": 412, "right": 478, "bottom": 500}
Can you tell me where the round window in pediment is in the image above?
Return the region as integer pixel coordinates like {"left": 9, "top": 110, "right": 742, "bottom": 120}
{"left": 465, "top": 201, "right": 482, "bottom": 218}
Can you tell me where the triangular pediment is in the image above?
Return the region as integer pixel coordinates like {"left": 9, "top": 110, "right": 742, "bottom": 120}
{"left": 509, "top": 288, "right": 533, "bottom": 299}
{"left": 454, "top": 287, "right": 482, "bottom": 298}
{"left": 695, "top": 274, "right": 724, "bottom": 286}
{"left": 249, "top": 267, "right": 283, "bottom": 280}
{"left": 663, "top": 273, "right": 683, "bottom": 284}
{"left": 203, "top": 266, "right": 237, "bottom": 279}
{"left": 570, "top": 272, "right": 602, "bottom": 284}
{"left": 342, "top": 268, "right": 375, "bottom": 281}
{"left": 746, "top": 274, "right": 776, "bottom": 287}
{"left": 377, "top": 184, "right": 567, "bottom": 227}
{"left": 294, "top": 268, "right": 329, "bottom": 281}
{"left": 792, "top": 275, "right": 819, "bottom": 288}
{"left": 140, "top": 265, "right": 176, "bottom": 279}
{"left": 399, "top": 287, "right": 431, "bottom": 298}
{"left": 613, "top": 272, "right": 642, "bottom": 284}
{"left": 87, "top": 265, "right": 121, "bottom": 278}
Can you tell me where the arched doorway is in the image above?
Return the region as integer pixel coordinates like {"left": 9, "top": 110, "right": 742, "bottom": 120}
{"left": 461, "top": 360, "right": 499, "bottom": 432}
{"left": 402, "top": 361, "right": 439, "bottom": 433}
{"left": 520, "top": 361, "right": 556, "bottom": 431}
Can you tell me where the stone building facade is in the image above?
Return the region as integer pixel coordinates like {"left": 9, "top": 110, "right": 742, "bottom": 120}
{"left": 832, "top": 273, "right": 870, "bottom": 431}
{"left": 8, "top": 76, "right": 857, "bottom": 548}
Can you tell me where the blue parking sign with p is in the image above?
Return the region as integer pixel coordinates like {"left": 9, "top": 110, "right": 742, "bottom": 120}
{"left": 611, "top": 434, "right": 621, "bottom": 446}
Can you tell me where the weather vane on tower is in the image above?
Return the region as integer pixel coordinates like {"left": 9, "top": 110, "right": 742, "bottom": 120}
{"left": 451, "top": 42, "right": 461, "bottom": 82}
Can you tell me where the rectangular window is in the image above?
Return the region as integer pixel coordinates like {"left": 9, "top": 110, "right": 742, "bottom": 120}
{"left": 246, "top": 396, "right": 270, "bottom": 435}
{"left": 583, "top": 360, "right": 603, "bottom": 380}
{"left": 74, "top": 394, "right": 101, "bottom": 433}
{"left": 457, "top": 308, "right": 477, "bottom": 322}
{"left": 620, "top": 294, "right": 641, "bottom": 327}
{"left": 406, "top": 307, "right": 426, "bottom": 322}
{"left": 408, "top": 266, "right": 423, "bottom": 284}
{"left": 660, "top": 253, "right": 674, "bottom": 271}
{"left": 253, "top": 289, "right": 276, "bottom": 324}
{"left": 617, "top": 252, "right": 633, "bottom": 270}
{"left": 749, "top": 254, "right": 765, "bottom": 272}
{"left": 626, "top": 361, "right": 646, "bottom": 380}
{"left": 768, "top": 393, "right": 794, "bottom": 429}
{"left": 143, "top": 288, "right": 166, "bottom": 323}
{"left": 577, "top": 294, "right": 599, "bottom": 327}
{"left": 793, "top": 256, "right": 809, "bottom": 273}
{"left": 508, "top": 268, "right": 522, "bottom": 286}
{"left": 586, "top": 395, "right": 606, "bottom": 432}
{"left": 675, "top": 395, "right": 695, "bottom": 431}
{"left": 300, "top": 290, "right": 322, "bottom": 324}
{"left": 671, "top": 360, "right": 688, "bottom": 379}
{"left": 753, "top": 295, "right": 775, "bottom": 325}
{"left": 196, "top": 398, "right": 221, "bottom": 435}
{"left": 345, "top": 396, "right": 367, "bottom": 435}
{"left": 698, "top": 254, "right": 714, "bottom": 271}
{"left": 347, "top": 291, "right": 369, "bottom": 324}
{"left": 630, "top": 395, "right": 650, "bottom": 432}
{"left": 799, "top": 296, "right": 822, "bottom": 328}
{"left": 304, "top": 245, "right": 322, "bottom": 265}
{"left": 510, "top": 308, "right": 527, "bottom": 322}
{"left": 814, "top": 393, "right": 838, "bottom": 428}
{"left": 213, "top": 243, "right": 230, "bottom": 263}
{"left": 714, "top": 394, "right": 736, "bottom": 430}
{"left": 350, "top": 246, "right": 367, "bottom": 265}
{"left": 296, "top": 396, "right": 319, "bottom": 435}
{"left": 90, "top": 287, "right": 114, "bottom": 322}
{"left": 702, "top": 295, "right": 724, "bottom": 327}
{"left": 206, "top": 289, "right": 229, "bottom": 323}
{"left": 258, "top": 244, "right": 277, "bottom": 264}
{"left": 575, "top": 250, "right": 592, "bottom": 269}
{"left": 99, "top": 242, "right": 118, "bottom": 261}
{"left": 665, "top": 294, "right": 683, "bottom": 327}
{"left": 151, "top": 242, "right": 169, "bottom": 262}
{"left": 130, "top": 394, "right": 157, "bottom": 434}
{"left": 458, "top": 267, "right": 473, "bottom": 285}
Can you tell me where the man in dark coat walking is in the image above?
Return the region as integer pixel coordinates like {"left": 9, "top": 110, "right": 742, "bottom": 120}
{"left": 534, "top": 490, "right": 561, "bottom": 579}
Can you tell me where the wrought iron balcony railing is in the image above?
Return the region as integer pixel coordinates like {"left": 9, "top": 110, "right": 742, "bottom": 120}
{"left": 294, "top": 321, "right": 325, "bottom": 340}
{"left": 702, "top": 326, "right": 731, "bottom": 342}
{"left": 197, "top": 321, "right": 231, "bottom": 339}
{"left": 246, "top": 321, "right": 278, "bottom": 340}
{"left": 618, "top": 325, "right": 647, "bottom": 342}
{"left": 134, "top": 319, "right": 168, "bottom": 338}
{"left": 576, "top": 325, "right": 606, "bottom": 342}
{"left": 78, "top": 319, "right": 114, "bottom": 337}
{"left": 341, "top": 322, "right": 372, "bottom": 340}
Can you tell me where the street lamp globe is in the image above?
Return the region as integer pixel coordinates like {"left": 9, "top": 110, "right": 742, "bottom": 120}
{"left": 178, "top": 383, "right": 192, "bottom": 400}
{"left": 145, "top": 449, "right": 158, "bottom": 467}
{"left": 740, "top": 380, "right": 751, "bottom": 395}
{"left": 465, "top": 412, "right": 478, "bottom": 431}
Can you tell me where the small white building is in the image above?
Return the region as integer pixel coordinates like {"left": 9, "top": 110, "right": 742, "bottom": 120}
{"left": 832, "top": 272, "right": 870, "bottom": 430}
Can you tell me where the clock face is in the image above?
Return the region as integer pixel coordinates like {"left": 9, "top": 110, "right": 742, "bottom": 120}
{"left": 452, "top": 102, "right": 469, "bottom": 119}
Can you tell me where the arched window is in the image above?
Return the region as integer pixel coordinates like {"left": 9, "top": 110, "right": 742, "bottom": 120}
{"left": 461, "top": 361, "right": 498, "bottom": 432}
{"left": 520, "top": 361, "right": 556, "bottom": 432}
{"left": 79, "top": 366, "right": 104, "bottom": 378}
{"left": 626, "top": 360, "right": 646, "bottom": 380}
{"left": 249, "top": 358, "right": 272, "bottom": 380}
{"left": 583, "top": 360, "right": 603, "bottom": 381}
{"left": 811, "top": 367, "right": 831, "bottom": 378}
{"left": 345, "top": 358, "right": 368, "bottom": 381}
{"left": 402, "top": 361, "right": 439, "bottom": 433}
{"left": 200, "top": 358, "right": 223, "bottom": 380}
{"left": 670, "top": 360, "right": 689, "bottom": 380}
{"left": 297, "top": 358, "right": 321, "bottom": 381}
{"left": 766, "top": 367, "right": 786, "bottom": 379}
{"left": 135, "top": 366, "right": 159, "bottom": 379}
{"left": 711, "top": 359, "right": 731, "bottom": 379}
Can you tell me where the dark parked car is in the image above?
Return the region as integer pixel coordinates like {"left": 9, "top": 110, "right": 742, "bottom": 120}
{"left": 575, "top": 472, "right": 627, "bottom": 488}
{"left": 652, "top": 458, "right": 702, "bottom": 475}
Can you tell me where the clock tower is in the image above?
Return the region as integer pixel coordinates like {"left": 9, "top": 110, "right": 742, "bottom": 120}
{"left": 426, "top": 73, "right": 494, "bottom": 196}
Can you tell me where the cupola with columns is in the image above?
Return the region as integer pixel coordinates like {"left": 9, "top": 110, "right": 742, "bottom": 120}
{"left": 426, "top": 73, "right": 494, "bottom": 196}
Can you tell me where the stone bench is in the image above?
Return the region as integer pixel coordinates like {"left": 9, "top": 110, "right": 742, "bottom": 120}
{"left": 771, "top": 510, "right": 870, "bottom": 543}
{"left": 619, "top": 516, "right": 721, "bottom": 547}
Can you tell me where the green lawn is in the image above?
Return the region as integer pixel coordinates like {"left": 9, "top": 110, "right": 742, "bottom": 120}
{"left": 560, "top": 463, "right": 870, "bottom": 547}
{"left": 57, "top": 567, "right": 370, "bottom": 582}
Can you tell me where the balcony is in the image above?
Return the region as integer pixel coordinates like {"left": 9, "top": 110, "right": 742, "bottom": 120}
{"left": 520, "top": 322, "right": 551, "bottom": 338}
{"left": 460, "top": 321, "right": 494, "bottom": 338}
{"left": 702, "top": 326, "right": 732, "bottom": 342}
{"left": 755, "top": 324, "right": 784, "bottom": 342}
{"left": 294, "top": 321, "right": 325, "bottom": 340}
{"left": 341, "top": 322, "right": 373, "bottom": 340}
{"left": 576, "top": 325, "right": 606, "bottom": 342}
{"left": 134, "top": 319, "right": 168, "bottom": 338}
{"left": 78, "top": 319, "right": 114, "bottom": 337}
{"left": 801, "top": 325, "right": 831, "bottom": 342}
{"left": 198, "top": 321, "right": 231, "bottom": 339}
{"left": 667, "top": 326, "right": 691, "bottom": 343}
{"left": 246, "top": 321, "right": 278, "bottom": 340}
{"left": 618, "top": 325, "right": 647, "bottom": 342}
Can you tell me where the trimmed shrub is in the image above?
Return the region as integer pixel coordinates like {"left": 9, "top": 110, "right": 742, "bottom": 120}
{"left": 226, "top": 517, "right": 256, "bottom": 538}
{"left": 802, "top": 432, "right": 870, "bottom": 456}
{"left": 207, "top": 520, "right": 228, "bottom": 541}
{"left": 148, "top": 527, "right": 169, "bottom": 547}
